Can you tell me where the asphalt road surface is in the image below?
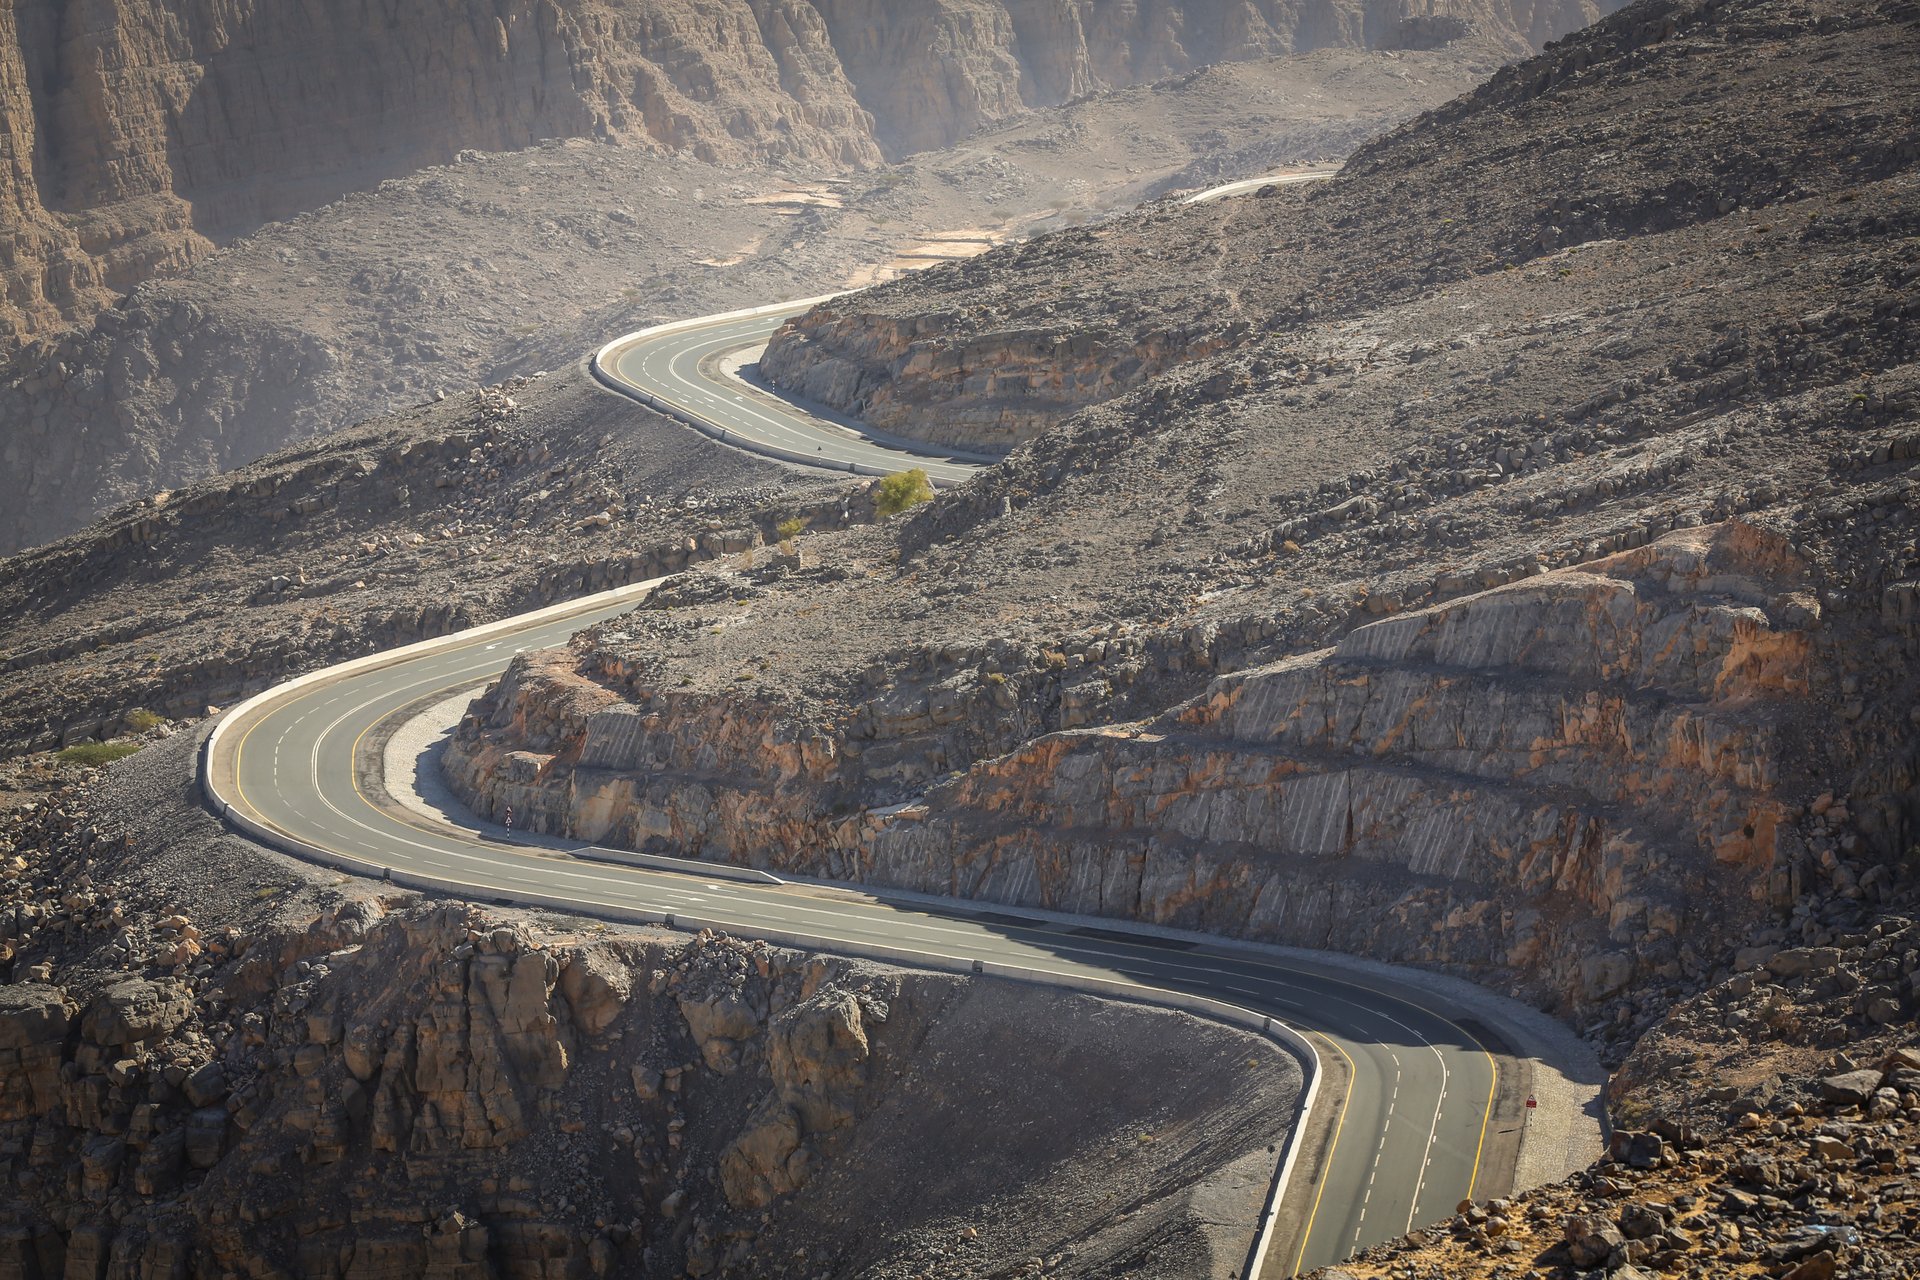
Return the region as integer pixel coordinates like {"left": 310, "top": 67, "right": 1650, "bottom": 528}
{"left": 208, "top": 587, "right": 1509, "bottom": 1275}
{"left": 597, "top": 306, "right": 988, "bottom": 485}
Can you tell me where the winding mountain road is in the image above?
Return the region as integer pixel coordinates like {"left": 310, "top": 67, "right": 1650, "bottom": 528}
{"left": 202, "top": 601, "right": 1515, "bottom": 1273}
{"left": 199, "top": 167, "right": 1583, "bottom": 1276}
{"left": 591, "top": 170, "right": 1337, "bottom": 481}
{"left": 594, "top": 300, "right": 991, "bottom": 484}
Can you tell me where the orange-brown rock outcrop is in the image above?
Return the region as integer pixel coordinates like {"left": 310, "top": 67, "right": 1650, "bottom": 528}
{"left": 446, "top": 520, "right": 1893, "bottom": 1014}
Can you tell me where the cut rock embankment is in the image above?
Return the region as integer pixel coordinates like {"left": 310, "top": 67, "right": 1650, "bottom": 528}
{"left": 444, "top": 519, "right": 1846, "bottom": 1020}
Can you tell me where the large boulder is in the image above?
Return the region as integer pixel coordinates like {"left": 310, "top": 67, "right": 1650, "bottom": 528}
{"left": 0, "top": 984, "right": 75, "bottom": 1123}
{"left": 81, "top": 978, "right": 192, "bottom": 1049}
{"left": 1818, "top": 1068, "right": 1885, "bottom": 1107}
{"left": 1767, "top": 947, "right": 1841, "bottom": 980}
{"left": 768, "top": 990, "right": 874, "bottom": 1133}
{"left": 558, "top": 945, "right": 632, "bottom": 1037}
{"left": 0, "top": 983, "right": 74, "bottom": 1048}
{"left": 678, "top": 989, "right": 764, "bottom": 1076}
{"left": 1579, "top": 952, "right": 1634, "bottom": 1002}
{"left": 1564, "top": 1215, "right": 1626, "bottom": 1268}
{"left": 718, "top": 1097, "right": 806, "bottom": 1210}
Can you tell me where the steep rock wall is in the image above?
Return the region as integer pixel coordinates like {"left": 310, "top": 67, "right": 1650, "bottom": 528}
{"left": 0, "top": 898, "right": 1296, "bottom": 1278}
{"left": 1, "top": 0, "right": 887, "bottom": 352}
{"left": 444, "top": 521, "right": 1896, "bottom": 1012}
{"left": 0, "top": 0, "right": 1619, "bottom": 351}
{"left": 757, "top": 303, "right": 1245, "bottom": 450}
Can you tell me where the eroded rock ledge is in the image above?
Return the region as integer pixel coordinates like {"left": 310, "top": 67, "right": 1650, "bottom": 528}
{"left": 445, "top": 519, "right": 1897, "bottom": 1016}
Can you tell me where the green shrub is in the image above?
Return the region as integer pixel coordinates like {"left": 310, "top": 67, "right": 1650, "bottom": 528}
{"left": 872, "top": 468, "right": 935, "bottom": 518}
{"left": 56, "top": 742, "right": 141, "bottom": 767}
{"left": 124, "top": 708, "right": 164, "bottom": 731}
{"left": 776, "top": 516, "right": 808, "bottom": 554}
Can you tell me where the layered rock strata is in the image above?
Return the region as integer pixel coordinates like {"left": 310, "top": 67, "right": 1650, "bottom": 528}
{"left": 446, "top": 520, "right": 1896, "bottom": 1014}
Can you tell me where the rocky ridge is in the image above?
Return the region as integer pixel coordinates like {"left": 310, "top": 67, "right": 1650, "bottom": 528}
{"left": 760, "top": 0, "right": 1919, "bottom": 450}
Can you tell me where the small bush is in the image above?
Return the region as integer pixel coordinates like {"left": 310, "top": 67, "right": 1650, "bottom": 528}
{"left": 56, "top": 742, "right": 141, "bottom": 767}
{"left": 872, "top": 468, "right": 935, "bottom": 518}
{"left": 776, "top": 516, "right": 808, "bottom": 554}
{"left": 124, "top": 708, "right": 164, "bottom": 732}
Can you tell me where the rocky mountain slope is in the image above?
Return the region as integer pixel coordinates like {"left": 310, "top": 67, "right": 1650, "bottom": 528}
{"left": 761, "top": 0, "right": 1918, "bottom": 450}
{"left": 0, "top": 0, "right": 1618, "bottom": 356}
{"left": 0, "top": 0, "right": 1915, "bottom": 1272}
{"left": 446, "top": 0, "right": 1920, "bottom": 1050}
{"left": 1308, "top": 877, "right": 1920, "bottom": 1280}
{"left": 0, "top": 33, "right": 1510, "bottom": 558}
{"left": 0, "top": 368, "right": 872, "bottom": 759}
{"left": 0, "top": 11, "right": 1521, "bottom": 757}
{"left": 0, "top": 738, "right": 1296, "bottom": 1278}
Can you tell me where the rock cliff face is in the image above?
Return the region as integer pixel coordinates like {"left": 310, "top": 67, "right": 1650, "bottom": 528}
{"left": 0, "top": 887, "right": 1296, "bottom": 1279}
{"left": 446, "top": 521, "right": 1879, "bottom": 1012}
{"left": 0, "top": 0, "right": 1619, "bottom": 352}
{"left": 853, "top": 523, "right": 1823, "bottom": 1001}
{"left": 0, "top": 0, "right": 872, "bottom": 351}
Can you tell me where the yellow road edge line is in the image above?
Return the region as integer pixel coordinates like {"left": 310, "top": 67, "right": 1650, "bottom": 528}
{"left": 1292, "top": 1031, "right": 1357, "bottom": 1276}
{"left": 1465, "top": 1044, "right": 1498, "bottom": 1201}
{"left": 229, "top": 705, "right": 270, "bottom": 825}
